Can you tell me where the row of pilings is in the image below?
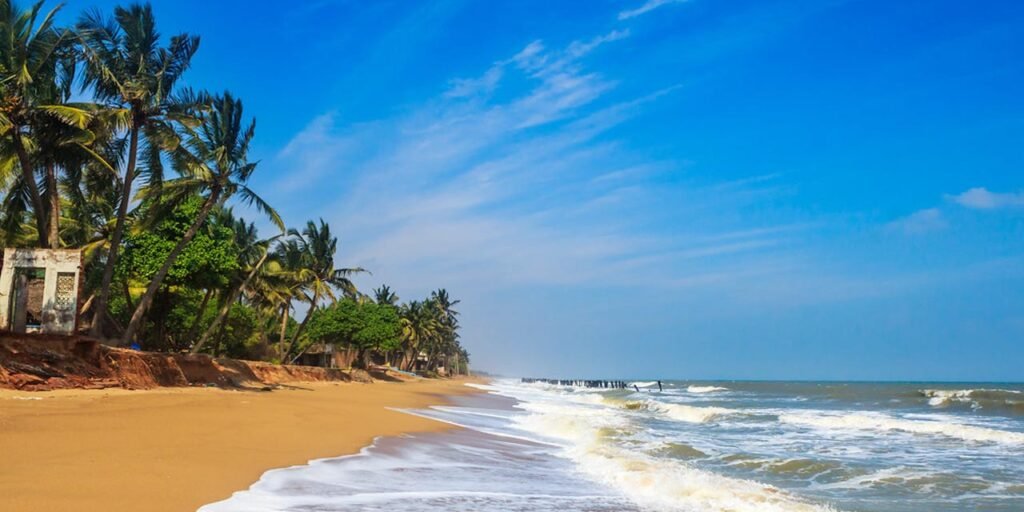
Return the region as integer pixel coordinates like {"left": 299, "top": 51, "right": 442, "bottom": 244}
{"left": 521, "top": 377, "right": 628, "bottom": 389}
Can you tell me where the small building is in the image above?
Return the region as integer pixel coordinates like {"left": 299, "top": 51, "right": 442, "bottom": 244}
{"left": 0, "top": 248, "right": 83, "bottom": 335}
{"left": 294, "top": 343, "right": 361, "bottom": 369}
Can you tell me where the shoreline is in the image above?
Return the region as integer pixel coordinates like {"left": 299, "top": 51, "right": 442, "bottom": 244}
{"left": 0, "top": 378, "right": 484, "bottom": 512}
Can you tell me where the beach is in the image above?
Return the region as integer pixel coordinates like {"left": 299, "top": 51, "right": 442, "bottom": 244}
{"left": 0, "top": 378, "right": 480, "bottom": 512}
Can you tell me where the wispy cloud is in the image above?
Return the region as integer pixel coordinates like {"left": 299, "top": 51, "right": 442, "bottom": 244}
{"left": 618, "top": 0, "right": 689, "bottom": 20}
{"left": 948, "top": 187, "right": 1024, "bottom": 210}
{"left": 272, "top": 29, "right": 811, "bottom": 296}
{"left": 885, "top": 208, "right": 947, "bottom": 235}
{"left": 444, "top": 66, "right": 504, "bottom": 99}
{"left": 271, "top": 20, "right": 1003, "bottom": 312}
{"left": 272, "top": 113, "right": 365, "bottom": 192}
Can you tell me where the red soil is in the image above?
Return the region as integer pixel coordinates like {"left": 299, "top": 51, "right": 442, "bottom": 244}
{"left": 0, "top": 332, "right": 371, "bottom": 391}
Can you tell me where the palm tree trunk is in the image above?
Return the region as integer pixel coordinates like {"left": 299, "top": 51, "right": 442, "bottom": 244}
{"left": 120, "top": 190, "right": 222, "bottom": 345}
{"left": 284, "top": 291, "right": 319, "bottom": 361}
{"left": 44, "top": 162, "right": 60, "bottom": 248}
{"left": 277, "top": 302, "right": 290, "bottom": 361}
{"left": 123, "top": 280, "right": 134, "bottom": 311}
{"left": 191, "top": 249, "right": 271, "bottom": 354}
{"left": 184, "top": 288, "right": 214, "bottom": 346}
{"left": 11, "top": 131, "right": 48, "bottom": 248}
{"left": 91, "top": 125, "right": 140, "bottom": 338}
{"left": 405, "top": 347, "right": 419, "bottom": 372}
{"left": 288, "top": 341, "right": 318, "bottom": 365}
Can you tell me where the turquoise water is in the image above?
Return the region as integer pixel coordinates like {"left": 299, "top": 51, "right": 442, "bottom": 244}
{"left": 202, "top": 379, "right": 1024, "bottom": 512}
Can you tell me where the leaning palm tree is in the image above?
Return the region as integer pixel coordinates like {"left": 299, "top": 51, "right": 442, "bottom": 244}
{"left": 191, "top": 220, "right": 281, "bottom": 354}
{"left": 77, "top": 3, "right": 201, "bottom": 336}
{"left": 268, "top": 238, "right": 305, "bottom": 359}
{"left": 120, "top": 92, "right": 282, "bottom": 346}
{"left": 0, "top": 0, "right": 85, "bottom": 247}
{"left": 283, "top": 219, "right": 366, "bottom": 360}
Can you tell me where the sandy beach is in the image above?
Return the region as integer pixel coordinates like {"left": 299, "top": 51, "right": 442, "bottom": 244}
{"left": 0, "top": 378, "right": 481, "bottom": 512}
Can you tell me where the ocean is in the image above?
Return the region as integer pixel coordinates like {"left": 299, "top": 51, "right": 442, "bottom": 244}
{"left": 200, "top": 379, "right": 1024, "bottom": 512}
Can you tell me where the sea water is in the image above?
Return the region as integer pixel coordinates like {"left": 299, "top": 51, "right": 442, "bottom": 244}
{"left": 201, "top": 380, "right": 1024, "bottom": 511}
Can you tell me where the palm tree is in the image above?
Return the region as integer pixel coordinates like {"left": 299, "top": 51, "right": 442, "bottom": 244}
{"left": 398, "top": 300, "right": 439, "bottom": 371}
{"left": 283, "top": 219, "right": 366, "bottom": 360}
{"left": 120, "top": 92, "right": 282, "bottom": 346}
{"left": 191, "top": 217, "right": 280, "bottom": 354}
{"left": 31, "top": 104, "right": 113, "bottom": 248}
{"left": 59, "top": 108, "right": 126, "bottom": 253}
{"left": 267, "top": 238, "right": 304, "bottom": 360}
{"left": 421, "top": 289, "right": 460, "bottom": 373}
{"left": 431, "top": 288, "right": 460, "bottom": 325}
{"left": 77, "top": 3, "right": 201, "bottom": 336}
{"left": 0, "top": 0, "right": 86, "bottom": 247}
{"left": 374, "top": 285, "right": 398, "bottom": 306}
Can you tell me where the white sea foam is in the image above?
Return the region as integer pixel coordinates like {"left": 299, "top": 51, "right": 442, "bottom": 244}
{"left": 201, "top": 425, "right": 637, "bottom": 512}
{"left": 567, "top": 444, "right": 839, "bottom": 512}
{"left": 505, "top": 386, "right": 838, "bottom": 512}
{"left": 779, "top": 410, "right": 1024, "bottom": 445}
{"left": 656, "top": 402, "right": 735, "bottom": 423}
{"left": 923, "top": 389, "right": 983, "bottom": 407}
{"left": 687, "top": 385, "right": 729, "bottom": 393}
{"left": 921, "top": 388, "right": 1022, "bottom": 408}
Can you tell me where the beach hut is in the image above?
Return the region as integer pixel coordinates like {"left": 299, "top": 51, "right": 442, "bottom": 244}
{"left": 0, "top": 248, "right": 83, "bottom": 335}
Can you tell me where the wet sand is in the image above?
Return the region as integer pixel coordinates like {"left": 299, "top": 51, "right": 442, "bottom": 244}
{"left": 0, "top": 378, "right": 481, "bottom": 512}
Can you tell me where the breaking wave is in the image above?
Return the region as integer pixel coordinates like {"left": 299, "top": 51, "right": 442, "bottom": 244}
{"left": 657, "top": 402, "right": 736, "bottom": 423}
{"left": 688, "top": 385, "right": 729, "bottom": 393}
{"left": 920, "top": 388, "right": 1024, "bottom": 415}
{"left": 514, "top": 397, "right": 837, "bottom": 511}
{"left": 779, "top": 411, "right": 1024, "bottom": 445}
{"left": 611, "top": 399, "right": 737, "bottom": 423}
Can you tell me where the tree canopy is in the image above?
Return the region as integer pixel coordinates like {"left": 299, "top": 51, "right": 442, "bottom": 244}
{"left": 0, "top": 1, "right": 469, "bottom": 376}
{"left": 307, "top": 299, "right": 402, "bottom": 361}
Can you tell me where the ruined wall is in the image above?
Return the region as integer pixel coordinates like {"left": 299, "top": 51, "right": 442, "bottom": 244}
{"left": 0, "top": 249, "right": 82, "bottom": 335}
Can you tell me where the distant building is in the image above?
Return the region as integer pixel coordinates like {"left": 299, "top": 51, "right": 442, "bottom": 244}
{"left": 0, "top": 249, "right": 83, "bottom": 335}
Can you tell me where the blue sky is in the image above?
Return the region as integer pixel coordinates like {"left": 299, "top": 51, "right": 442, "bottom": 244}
{"left": 59, "top": 0, "right": 1024, "bottom": 380}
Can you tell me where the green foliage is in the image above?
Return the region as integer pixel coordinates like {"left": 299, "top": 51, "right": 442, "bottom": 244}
{"left": 0, "top": 2, "right": 467, "bottom": 372}
{"left": 307, "top": 299, "right": 402, "bottom": 354}
{"left": 208, "top": 303, "right": 263, "bottom": 359}
{"left": 118, "top": 196, "right": 239, "bottom": 289}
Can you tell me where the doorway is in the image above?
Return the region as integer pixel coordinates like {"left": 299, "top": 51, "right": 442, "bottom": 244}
{"left": 10, "top": 268, "right": 45, "bottom": 333}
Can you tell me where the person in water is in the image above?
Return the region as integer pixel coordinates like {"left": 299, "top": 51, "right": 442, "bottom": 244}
{"left": 657, "top": 380, "right": 663, "bottom": 392}
{"left": 634, "top": 385, "right": 640, "bottom": 392}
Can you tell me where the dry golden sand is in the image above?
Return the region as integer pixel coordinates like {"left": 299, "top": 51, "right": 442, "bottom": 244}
{"left": 0, "top": 378, "right": 483, "bottom": 512}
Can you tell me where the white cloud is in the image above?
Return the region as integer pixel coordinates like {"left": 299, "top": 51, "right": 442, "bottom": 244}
{"left": 948, "top": 187, "right": 1024, "bottom": 210}
{"left": 273, "top": 113, "right": 363, "bottom": 192}
{"left": 618, "top": 0, "right": 689, "bottom": 20}
{"left": 885, "top": 208, "right": 947, "bottom": 235}
{"left": 445, "top": 65, "right": 504, "bottom": 98}
{"left": 268, "top": 32, "right": 811, "bottom": 298}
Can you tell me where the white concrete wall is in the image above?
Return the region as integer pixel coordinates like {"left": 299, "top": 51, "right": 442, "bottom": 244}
{"left": 0, "top": 248, "right": 82, "bottom": 334}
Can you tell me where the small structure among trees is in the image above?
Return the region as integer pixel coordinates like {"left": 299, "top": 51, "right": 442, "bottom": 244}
{"left": 304, "top": 299, "right": 402, "bottom": 368}
{"left": 0, "top": 249, "right": 82, "bottom": 334}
